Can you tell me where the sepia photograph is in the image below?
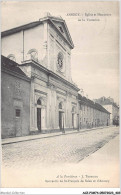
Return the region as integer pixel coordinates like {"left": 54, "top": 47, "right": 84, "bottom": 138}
{"left": 0, "top": 0, "right": 120, "bottom": 192}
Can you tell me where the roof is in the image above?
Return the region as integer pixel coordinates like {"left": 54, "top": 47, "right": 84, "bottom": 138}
{"left": 101, "top": 102, "right": 119, "bottom": 109}
{"left": 1, "top": 14, "right": 74, "bottom": 49}
{"left": 78, "top": 94, "right": 110, "bottom": 114}
{"left": 1, "top": 55, "right": 30, "bottom": 81}
{"left": 94, "top": 97, "right": 119, "bottom": 109}
{"left": 1, "top": 21, "right": 41, "bottom": 37}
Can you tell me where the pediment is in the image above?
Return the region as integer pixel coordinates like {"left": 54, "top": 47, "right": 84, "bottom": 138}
{"left": 50, "top": 19, "right": 74, "bottom": 49}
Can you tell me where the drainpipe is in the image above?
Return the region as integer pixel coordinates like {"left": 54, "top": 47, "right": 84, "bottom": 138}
{"left": 23, "top": 30, "right": 24, "bottom": 61}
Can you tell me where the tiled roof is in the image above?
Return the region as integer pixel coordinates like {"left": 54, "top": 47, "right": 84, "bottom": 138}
{"left": 1, "top": 55, "right": 30, "bottom": 79}
{"left": 78, "top": 94, "right": 110, "bottom": 114}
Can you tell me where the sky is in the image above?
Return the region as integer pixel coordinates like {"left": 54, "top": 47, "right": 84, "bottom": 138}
{"left": 1, "top": 1, "right": 119, "bottom": 104}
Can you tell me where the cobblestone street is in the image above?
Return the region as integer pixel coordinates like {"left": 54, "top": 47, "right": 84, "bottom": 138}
{"left": 2, "top": 126, "right": 119, "bottom": 168}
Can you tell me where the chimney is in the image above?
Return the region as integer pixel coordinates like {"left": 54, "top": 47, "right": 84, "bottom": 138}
{"left": 44, "top": 12, "right": 51, "bottom": 17}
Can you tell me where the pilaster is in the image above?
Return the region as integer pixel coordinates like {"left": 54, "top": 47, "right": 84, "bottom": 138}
{"left": 30, "top": 77, "right": 35, "bottom": 131}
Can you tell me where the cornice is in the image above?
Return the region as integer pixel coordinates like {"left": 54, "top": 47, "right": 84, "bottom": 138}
{"left": 21, "top": 60, "right": 79, "bottom": 92}
{"left": 35, "top": 89, "right": 47, "bottom": 96}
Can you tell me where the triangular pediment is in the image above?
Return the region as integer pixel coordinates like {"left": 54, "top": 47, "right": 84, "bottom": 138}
{"left": 50, "top": 18, "right": 74, "bottom": 49}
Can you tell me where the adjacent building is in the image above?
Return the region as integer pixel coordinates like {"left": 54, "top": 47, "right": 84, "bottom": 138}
{"left": 94, "top": 97, "right": 119, "bottom": 125}
{"left": 78, "top": 94, "right": 110, "bottom": 129}
{"left": 1, "top": 55, "right": 31, "bottom": 138}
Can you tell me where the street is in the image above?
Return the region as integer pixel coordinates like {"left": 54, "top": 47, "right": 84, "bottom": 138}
{"left": 2, "top": 126, "right": 119, "bottom": 167}
{"left": 1, "top": 126, "right": 120, "bottom": 188}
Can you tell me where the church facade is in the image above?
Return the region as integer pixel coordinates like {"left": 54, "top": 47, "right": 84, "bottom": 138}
{"left": 1, "top": 13, "right": 111, "bottom": 138}
{"left": 2, "top": 13, "right": 80, "bottom": 134}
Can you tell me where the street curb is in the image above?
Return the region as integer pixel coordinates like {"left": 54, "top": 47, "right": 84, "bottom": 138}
{"left": 2, "top": 131, "right": 79, "bottom": 145}
{"left": 1, "top": 125, "right": 115, "bottom": 145}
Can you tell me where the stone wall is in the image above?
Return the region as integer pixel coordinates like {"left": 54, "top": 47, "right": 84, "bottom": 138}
{"left": 1, "top": 71, "right": 30, "bottom": 138}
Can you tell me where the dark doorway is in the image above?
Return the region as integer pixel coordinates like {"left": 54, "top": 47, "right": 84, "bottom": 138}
{"left": 59, "top": 111, "right": 62, "bottom": 130}
{"left": 37, "top": 108, "right": 41, "bottom": 131}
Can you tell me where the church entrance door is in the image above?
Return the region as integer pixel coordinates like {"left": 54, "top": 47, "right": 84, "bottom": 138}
{"left": 59, "top": 111, "right": 62, "bottom": 130}
{"left": 37, "top": 108, "right": 41, "bottom": 131}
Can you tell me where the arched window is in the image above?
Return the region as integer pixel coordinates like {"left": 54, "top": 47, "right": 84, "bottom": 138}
{"left": 37, "top": 99, "right": 41, "bottom": 105}
{"left": 28, "top": 49, "right": 38, "bottom": 61}
{"left": 7, "top": 54, "right": 16, "bottom": 62}
{"left": 59, "top": 102, "right": 62, "bottom": 109}
{"left": 72, "top": 106, "right": 75, "bottom": 113}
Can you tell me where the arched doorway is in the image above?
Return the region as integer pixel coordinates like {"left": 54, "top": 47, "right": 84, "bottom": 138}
{"left": 37, "top": 99, "right": 42, "bottom": 131}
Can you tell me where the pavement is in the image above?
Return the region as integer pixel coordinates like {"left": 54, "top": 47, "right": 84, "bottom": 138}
{"left": 1, "top": 125, "right": 112, "bottom": 145}
{"left": 78, "top": 134, "right": 120, "bottom": 188}
{"left": 1, "top": 126, "right": 119, "bottom": 188}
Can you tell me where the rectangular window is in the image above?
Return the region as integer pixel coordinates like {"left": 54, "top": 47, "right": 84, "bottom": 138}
{"left": 16, "top": 109, "right": 20, "bottom": 117}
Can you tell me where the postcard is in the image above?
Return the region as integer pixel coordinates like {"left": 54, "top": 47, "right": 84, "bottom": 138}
{"left": 1, "top": 1, "right": 120, "bottom": 193}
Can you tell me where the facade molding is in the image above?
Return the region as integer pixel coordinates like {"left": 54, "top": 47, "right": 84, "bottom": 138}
{"left": 21, "top": 60, "right": 79, "bottom": 92}
{"left": 34, "top": 89, "right": 47, "bottom": 96}
{"left": 56, "top": 90, "right": 66, "bottom": 96}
